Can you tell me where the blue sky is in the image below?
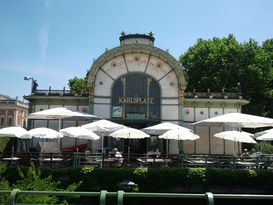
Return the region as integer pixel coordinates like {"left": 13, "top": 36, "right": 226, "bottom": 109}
{"left": 0, "top": 0, "right": 272, "bottom": 101}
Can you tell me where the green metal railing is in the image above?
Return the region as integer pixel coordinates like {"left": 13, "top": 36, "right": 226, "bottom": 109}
{"left": 1, "top": 189, "right": 273, "bottom": 205}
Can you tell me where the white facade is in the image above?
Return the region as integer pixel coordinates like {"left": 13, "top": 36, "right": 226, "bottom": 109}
{"left": 26, "top": 33, "right": 248, "bottom": 155}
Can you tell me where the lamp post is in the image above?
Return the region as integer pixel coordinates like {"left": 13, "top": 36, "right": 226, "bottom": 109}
{"left": 24, "top": 76, "right": 34, "bottom": 95}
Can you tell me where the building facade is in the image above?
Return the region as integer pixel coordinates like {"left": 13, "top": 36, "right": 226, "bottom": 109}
{"left": 0, "top": 94, "right": 28, "bottom": 128}
{"left": 25, "top": 33, "right": 248, "bottom": 155}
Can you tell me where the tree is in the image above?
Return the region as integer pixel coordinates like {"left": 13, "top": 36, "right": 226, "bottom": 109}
{"left": 0, "top": 138, "right": 10, "bottom": 153}
{"left": 179, "top": 34, "right": 273, "bottom": 117}
{"left": 68, "top": 70, "right": 89, "bottom": 95}
{"left": 68, "top": 77, "right": 87, "bottom": 95}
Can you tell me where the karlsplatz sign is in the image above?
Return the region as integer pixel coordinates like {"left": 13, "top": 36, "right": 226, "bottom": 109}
{"left": 118, "top": 97, "right": 155, "bottom": 104}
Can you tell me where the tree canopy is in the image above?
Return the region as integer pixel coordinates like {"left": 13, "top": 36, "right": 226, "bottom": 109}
{"left": 68, "top": 76, "right": 88, "bottom": 95}
{"left": 179, "top": 34, "right": 273, "bottom": 117}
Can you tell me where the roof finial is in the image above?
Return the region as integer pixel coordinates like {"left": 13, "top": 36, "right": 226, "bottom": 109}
{"left": 120, "top": 31, "right": 126, "bottom": 36}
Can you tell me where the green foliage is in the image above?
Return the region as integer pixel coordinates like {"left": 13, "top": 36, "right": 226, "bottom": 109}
{"left": 179, "top": 35, "right": 273, "bottom": 117}
{"left": 254, "top": 142, "right": 273, "bottom": 154}
{"left": 68, "top": 76, "right": 88, "bottom": 95}
{"left": 81, "top": 166, "right": 95, "bottom": 174}
{"left": 1, "top": 163, "right": 80, "bottom": 204}
{"left": 2, "top": 166, "right": 273, "bottom": 195}
{"left": 133, "top": 167, "right": 148, "bottom": 178}
{"left": 0, "top": 163, "right": 10, "bottom": 203}
{"left": 0, "top": 138, "right": 10, "bottom": 153}
{"left": 187, "top": 168, "right": 206, "bottom": 183}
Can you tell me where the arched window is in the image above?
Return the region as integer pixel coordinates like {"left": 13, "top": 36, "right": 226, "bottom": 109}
{"left": 112, "top": 74, "right": 160, "bottom": 120}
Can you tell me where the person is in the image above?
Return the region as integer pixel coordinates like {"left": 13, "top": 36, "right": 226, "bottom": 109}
{"left": 112, "top": 148, "right": 123, "bottom": 167}
{"left": 242, "top": 148, "right": 249, "bottom": 156}
{"left": 32, "top": 80, "right": 38, "bottom": 93}
{"left": 249, "top": 148, "right": 257, "bottom": 157}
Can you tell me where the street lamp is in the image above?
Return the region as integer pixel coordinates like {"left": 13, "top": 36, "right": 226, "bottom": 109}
{"left": 24, "top": 76, "right": 34, "bottom": 95}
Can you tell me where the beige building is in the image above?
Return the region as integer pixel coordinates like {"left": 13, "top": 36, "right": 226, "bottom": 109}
{"left": 0, "top": 94, "right": 29, "bottom": 128}
{"left": 25, "top": 33, "right": 248, "bottom": 155}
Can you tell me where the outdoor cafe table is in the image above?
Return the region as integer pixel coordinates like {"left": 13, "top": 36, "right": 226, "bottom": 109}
{"left": 137, "top": 157, "right": 172, "bottom": 167}
{"left": 38, "top": 157, "right": 63, "bottom": 167}
{"left": 97, "top": 157, "right": 116, "bottom": 167}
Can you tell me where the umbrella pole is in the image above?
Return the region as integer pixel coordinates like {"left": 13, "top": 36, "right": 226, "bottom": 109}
{"left": 11, "top": 146, "right": 14, "bottom": 158}
{"left": 128, "top": 134, "right": 130, "bottom": 167}
{"left": 128, "top": 144, "right": 130, "bottom": 167}
{"left": 100, "top": 133, "right": 104, "bottom": 168}
{"left": 166, "top": 139, "right": 168, "bottom": 158}
{"left": 58, "top": 119, "right": 62, "bottom": 150}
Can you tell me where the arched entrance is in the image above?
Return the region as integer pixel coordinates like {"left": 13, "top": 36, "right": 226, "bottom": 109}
{"left": 111, "top": 73, "right": 161, "bottom": 153}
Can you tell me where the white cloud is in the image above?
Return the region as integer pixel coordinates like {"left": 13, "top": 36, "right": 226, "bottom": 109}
{"left": 39, "top": 23, "right": 50, "bottom": 62}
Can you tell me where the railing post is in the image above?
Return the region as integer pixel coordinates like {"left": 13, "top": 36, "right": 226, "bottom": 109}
{"left": 205, "top": 192, "right": 214, "bottom": 205}
{"left": 117, "top": 190, "right": 125, "bottom": 205}
{"left": 100, "top": 190, "right": 107, "bottom": 205}
{"left": 8, "top": 189, "right": 20, "bottom": 205}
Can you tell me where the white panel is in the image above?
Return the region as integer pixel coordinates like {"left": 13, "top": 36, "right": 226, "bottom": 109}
{"left": 209, "top": 108, "right": 223, "bottom": 118}
{"left": 78, "top": 106, "right": 89, "bottom": 113}
{"left": 125, "top": 53, "right": 149, "bottom": 72}
{"left": 34, "top": 105, "right": 48, "bottom": 112}
{"left": 169, "top": 140, "right": 179, "bottom": 154}
{"left": 183, "top": 107, "right": 194, "bottom": 122}
{"left": 94, "top": 70, "right": 114, "bottom": 96}
{"left": 63, "top": 105, "right": 78, "bottom": 111}
{"left": 210, "top": 127, "right": 225, "bottom": 154}
{"left": 161, "top": 105, "right": 178, "bottom": 120}
{"left": 160, "top": 71, "right": 178, "bottom": 97}
{"left": 182, "top": 140, "right": 195, "bottom": 154}
{"left": 93, "top": 104, "right": 110, "bottom": 118}
{"left": 195, "top": 126, "right": 209, "bottom": 154}
{"left": 224, "top": 108, "right": 239, "bottom": 114}
{"left": 94, "top": 97, "right": 111, "bottom": 104}
{"left": 49, "top": 105, "right": 64, "bottom": 109}
{"left": 195, "top": 108, "right": 209, "bottom": 121}
{"left": 161, "top": 99, "right": 178, "bottom": 105}
{"left": 102, "top": 56, "right": 127, "bottom": 79}
{"left": 124, "top": 38, "right": 150, "bottom": 45}
{"left": 146, "top": 56, "right": 172, "bottom": 80}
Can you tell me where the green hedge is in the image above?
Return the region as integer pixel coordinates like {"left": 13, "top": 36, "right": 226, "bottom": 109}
{"left": 3, "top": 166, "right": 273, "bottom": 193}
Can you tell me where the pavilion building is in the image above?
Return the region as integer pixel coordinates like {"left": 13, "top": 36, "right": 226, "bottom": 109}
{"left": 24, "top": 33, "right": 248, "bottom": 155}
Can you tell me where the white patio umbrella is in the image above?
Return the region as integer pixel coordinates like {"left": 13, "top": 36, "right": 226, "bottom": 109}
{"left": 27, "top": 107, "right": 100, "bottom": 120}
{"left": 27, "top": 107, "right": 100, "bottom": 150}
{"left": 110, "top": 127, "right": 150, "bottom": 164}
{"left": 193, "top": 112, "right": 273, "bottom": 128}
{"left": 214, "top": 130, "right": 256, "bottom": 155}
{"left": 82, "top": 119, "right": 126, "bottom": 133}
{"left": 81, "top": 119, "right": 126, "bottom": 166}
{"left": 0, "top": 126, "right": 31, "bottom": 157}
{"left": 255, "top": 128, "right": 273, "bottom": 141}
{"left": 27, "top": 107, "right": 100, "bottom": 130}
{"left": 60, "top": 127, "right": 100, "bottom": 140}
{"left": 142, "top": 122, "right": 193, "bottom": 156}
{"left": 0, "top": 126, "right": 30, "bottom": 139}
{"left": 158, "top": 128, "right": 199, "bottom": 156}
{"left": 142, "top": 122, "right": 192, "bottom": 135}
{"left": 23, "top": 127, "right": 63, "bottom": 139}
{"left": 214, "top": 131, "right": 256, "bottom": 144}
